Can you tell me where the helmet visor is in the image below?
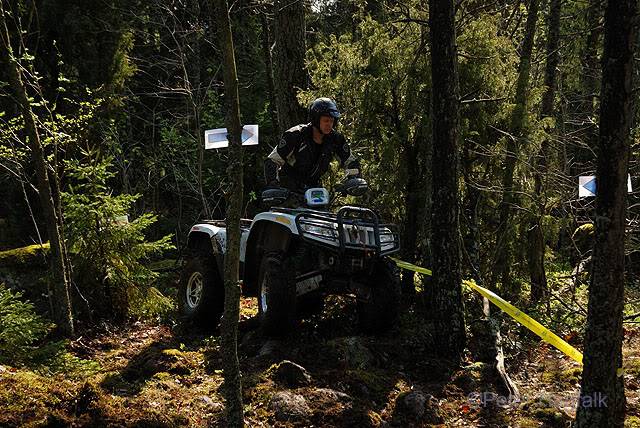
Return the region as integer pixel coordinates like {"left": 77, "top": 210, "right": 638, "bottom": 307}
{"left": 326, "top": 109, "right": 341, "bottom": 119}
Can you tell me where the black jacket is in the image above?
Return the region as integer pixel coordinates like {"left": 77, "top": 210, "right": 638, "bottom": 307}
{"left": 264, "top": 123, "right": 360, "bottom": 190}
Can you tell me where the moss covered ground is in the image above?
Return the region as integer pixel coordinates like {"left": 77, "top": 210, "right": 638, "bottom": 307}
{"left": 1, "top": 255, "right": 640, "bottom": 427}
{"left": 0, "top": 294, "right": 639, "bottom": 427}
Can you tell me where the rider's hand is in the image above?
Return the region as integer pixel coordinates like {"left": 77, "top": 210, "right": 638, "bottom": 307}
{"left": 344, "top": 167, "right": 361, "bottom": 180}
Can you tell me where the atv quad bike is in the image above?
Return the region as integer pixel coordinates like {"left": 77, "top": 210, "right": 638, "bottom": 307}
{"left": 179, "top": 177, "right": 401, "bottom": 335}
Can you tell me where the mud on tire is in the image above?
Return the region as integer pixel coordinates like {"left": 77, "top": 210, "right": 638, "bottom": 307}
{"left": 357, "top": 258, "right": 401, "bottom": 334}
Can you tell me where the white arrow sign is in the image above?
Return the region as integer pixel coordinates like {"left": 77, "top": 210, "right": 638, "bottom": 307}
{"left": 204, "top": 124, "right": 258, "bottom": 149}
{"left": 578, "top": 175, "right": 633, "bottom": 198}
{"left": 578, "top": 176, "right": 597, "bottom": 197}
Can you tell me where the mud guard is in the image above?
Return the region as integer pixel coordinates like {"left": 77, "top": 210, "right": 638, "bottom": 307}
{"left": 185, "top": 231, "right": 224, "bottom": 280}
{"left": 242, "top": 220, "right": 294, "bottom": 297}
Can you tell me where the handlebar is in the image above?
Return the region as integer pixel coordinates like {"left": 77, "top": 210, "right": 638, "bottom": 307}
{"left": 261, "top": 177, "right": 368, "bottom": 208}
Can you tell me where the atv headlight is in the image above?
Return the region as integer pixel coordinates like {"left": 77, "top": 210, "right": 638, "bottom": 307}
{"left": 299, "top": 221, "right": 338, "bottom": 239}
{"left": 380, "top": 228, "right": 394, "bottom": 243}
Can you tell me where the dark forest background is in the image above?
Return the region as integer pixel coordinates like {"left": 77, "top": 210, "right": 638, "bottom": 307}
{"left": 1, "top": 0, "right": 640, "bottom": 426}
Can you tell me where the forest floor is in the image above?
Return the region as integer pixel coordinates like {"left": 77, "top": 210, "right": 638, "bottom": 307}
{"left": 2, "top": 272, "right": 640, "bottom": 427}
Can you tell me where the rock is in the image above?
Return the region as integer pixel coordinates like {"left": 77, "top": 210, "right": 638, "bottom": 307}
{"left": 451, "top": 362, "right": 493, "bottom": 393}
{"left": 239, "top": 330, "right": 260, "bottom": 353}
{"left": 304, "top": 388, "right": 353, "bottom": 418}
{"left": 520, "top": 395, "right": 571, "bottom": 427}
{"left": 258, "top": 339, "right": 281, "bottom": 358}
{"left": 313, "top": 388, "right": 352, "bottom": 403}
{"left": 271, "top": 391, "right": 311, "bottom": 421}
{"left": 201, "top": 395, "right": 224, "bottom": 412}
{"left": 344, "top": 369, "right": 388, "bottom": 399}
{"left": 326, "top": 337, "right": 373, "bottom": 369}
{"left": 272, "top": 360, "right": 312, "bottom": 387}
{"left": 572, "top": 223, "right": 594, "bottom": 255}
{"left": 398, "top": 391, "right": 427, "bottom": 418}
{"left": 394, "top": 391, "right": 443, "bottom": 424}
{"left": 124, "top": 347, "right": 193, "bottom": 380}
{"left": 0, "top": 243, "right": 49, "bottom": 268}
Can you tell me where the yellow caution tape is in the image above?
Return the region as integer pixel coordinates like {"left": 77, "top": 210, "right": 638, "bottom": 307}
{"left": 462, "top": 279, "right": 583, "bottom": 364}
{"left": 391, "top": 257, "right": 432, "bottom": 276}
{"left": 389, "top": 257, "right": 629, "bottom": 377}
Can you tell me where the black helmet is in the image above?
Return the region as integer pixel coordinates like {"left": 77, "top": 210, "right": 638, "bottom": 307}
{"left": 308, "top": 97, "right": 340, "bottom": 130}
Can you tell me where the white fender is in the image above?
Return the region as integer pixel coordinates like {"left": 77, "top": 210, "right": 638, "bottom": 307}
{"left": 189, "top": 223, "right": 250, "bottom": 262}
{"left": 249, "top": 212, "right": 299, "bottom": 235}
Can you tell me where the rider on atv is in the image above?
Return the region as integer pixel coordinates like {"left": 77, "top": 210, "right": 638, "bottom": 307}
{"left": 263, "top": 98, "right": 361, "bottom": 193}
{"left": 180, "top": 97, "right": 400, "bottom": 334}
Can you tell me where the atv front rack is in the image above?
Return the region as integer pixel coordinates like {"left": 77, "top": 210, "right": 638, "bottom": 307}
{"left": 289, "top": 206, "right": 400, "bottom": 256}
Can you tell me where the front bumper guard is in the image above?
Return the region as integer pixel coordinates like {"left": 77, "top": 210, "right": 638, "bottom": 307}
{"left": 293, "top": 206, "right": 400, "bottom": 256}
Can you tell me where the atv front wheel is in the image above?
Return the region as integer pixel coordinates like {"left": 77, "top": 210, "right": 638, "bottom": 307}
{"left": 297, "top": 292, "right": 325, "bottom": 319}
{"left": 179, "top": 254, "right": 223, "bottom": 328}
{"left": 357, "top": 258, "right": 401, "bottom": 334}
{"left": 257, "top": 251, "right": 297, "bottom": 335}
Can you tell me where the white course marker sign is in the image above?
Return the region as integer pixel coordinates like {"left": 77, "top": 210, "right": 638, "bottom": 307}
{"left": 204, "top": 124, "right": 258, "bottom": 149}
{"left": 578, "top": 175, "right": 633, "bottom": 198}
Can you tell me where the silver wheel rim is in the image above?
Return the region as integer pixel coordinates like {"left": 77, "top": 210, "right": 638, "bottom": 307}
{"left": 260, "top": 275, "right": 268, "bottom": 313}
{"left": 186, "top": 271, "right": 204, "bottom": 309}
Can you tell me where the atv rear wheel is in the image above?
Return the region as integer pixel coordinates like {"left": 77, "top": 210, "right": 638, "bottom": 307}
{"left": 179, "top": 254, "right": 223, "bottom": 328}
{"left": 257, "top": 251, "right": 297, "bottom": 335}
{"left": 357, "top": 258, "right": 401, "bottom": 334}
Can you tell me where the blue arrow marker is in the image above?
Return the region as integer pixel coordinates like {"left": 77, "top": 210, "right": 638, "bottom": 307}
{"left": 584, "top": 178, "right": 596, "bottom": 194}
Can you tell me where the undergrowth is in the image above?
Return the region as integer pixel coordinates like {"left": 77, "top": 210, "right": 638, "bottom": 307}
{"left": 0, "top": 283, "right": 99, "bottom": 377}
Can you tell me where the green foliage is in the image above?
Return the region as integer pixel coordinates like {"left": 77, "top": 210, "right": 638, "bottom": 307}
{"left": 62, "top": 152, "right": 174, "bottom": 320}
{"left": 155, "top": 91, "right": 227, "bottom": 209}
{"left": 305, "top": 5, "right": 525, "bottom": 275}
{"left": 0, "top": 116, "right": 29, "bottom": 171}
{"left": 305, "top": 14, "right": 429, "bottom": 222}
{"left": 128, "top": 286, "right": 175, "bottom": 323}
{"left": 0, "top": 283, "right": 100, "bottom": 375}
{"left": 36, "top": 342, "right": 101, "bottom": 379}
{"left": 523, "top": 266, "right": 587, "bottom": 338}
{"left": 0, "top": 284, "right": 53, "bottom": 366}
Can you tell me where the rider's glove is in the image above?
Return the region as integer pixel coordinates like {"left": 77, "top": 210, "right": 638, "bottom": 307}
{"left": 345, "top": 168, "right": 361, "bottom": 179}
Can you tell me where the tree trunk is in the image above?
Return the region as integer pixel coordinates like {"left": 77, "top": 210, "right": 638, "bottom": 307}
{"left": 187, "top": 0, "right": 210, "bottom": 219}
{"left": 528, "top": 0, "right": 560, "bottom": 301}
{"left": 0, "top": 3, "right": 74, "bottom": 336}
{"left": 401, "top": 137, "right": 419, "bottom": 295}
{"left": 461, "top": 146, "right": 485, "bottom": 280}
{"left": 211, "top": 0, "right": 244, "bottom": 425}
{"left": 463, "top": 148, "right": 520, "bottom": 401}
{"left": 395, "top": 74, "right": 422, "bottom": 297}
{"left": 491, "top": 0, "right": 540, "bottom": 294}
{"left": 272, "top": 0, "right": 307, "bottom": 133}
{"left": 575, "top": 0, "right": 602, "bottom": 175}
{"left": 259, "top": 8, "right": 279, "bottom": 137}
{"left": 428, "top": 0, "right": 466, "bottom": 361}
{"left": 575, "top": 0, "right": 635, "bottom": 425}
{"left": 418, "top": 109, "right": 433, "bottom": 297}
